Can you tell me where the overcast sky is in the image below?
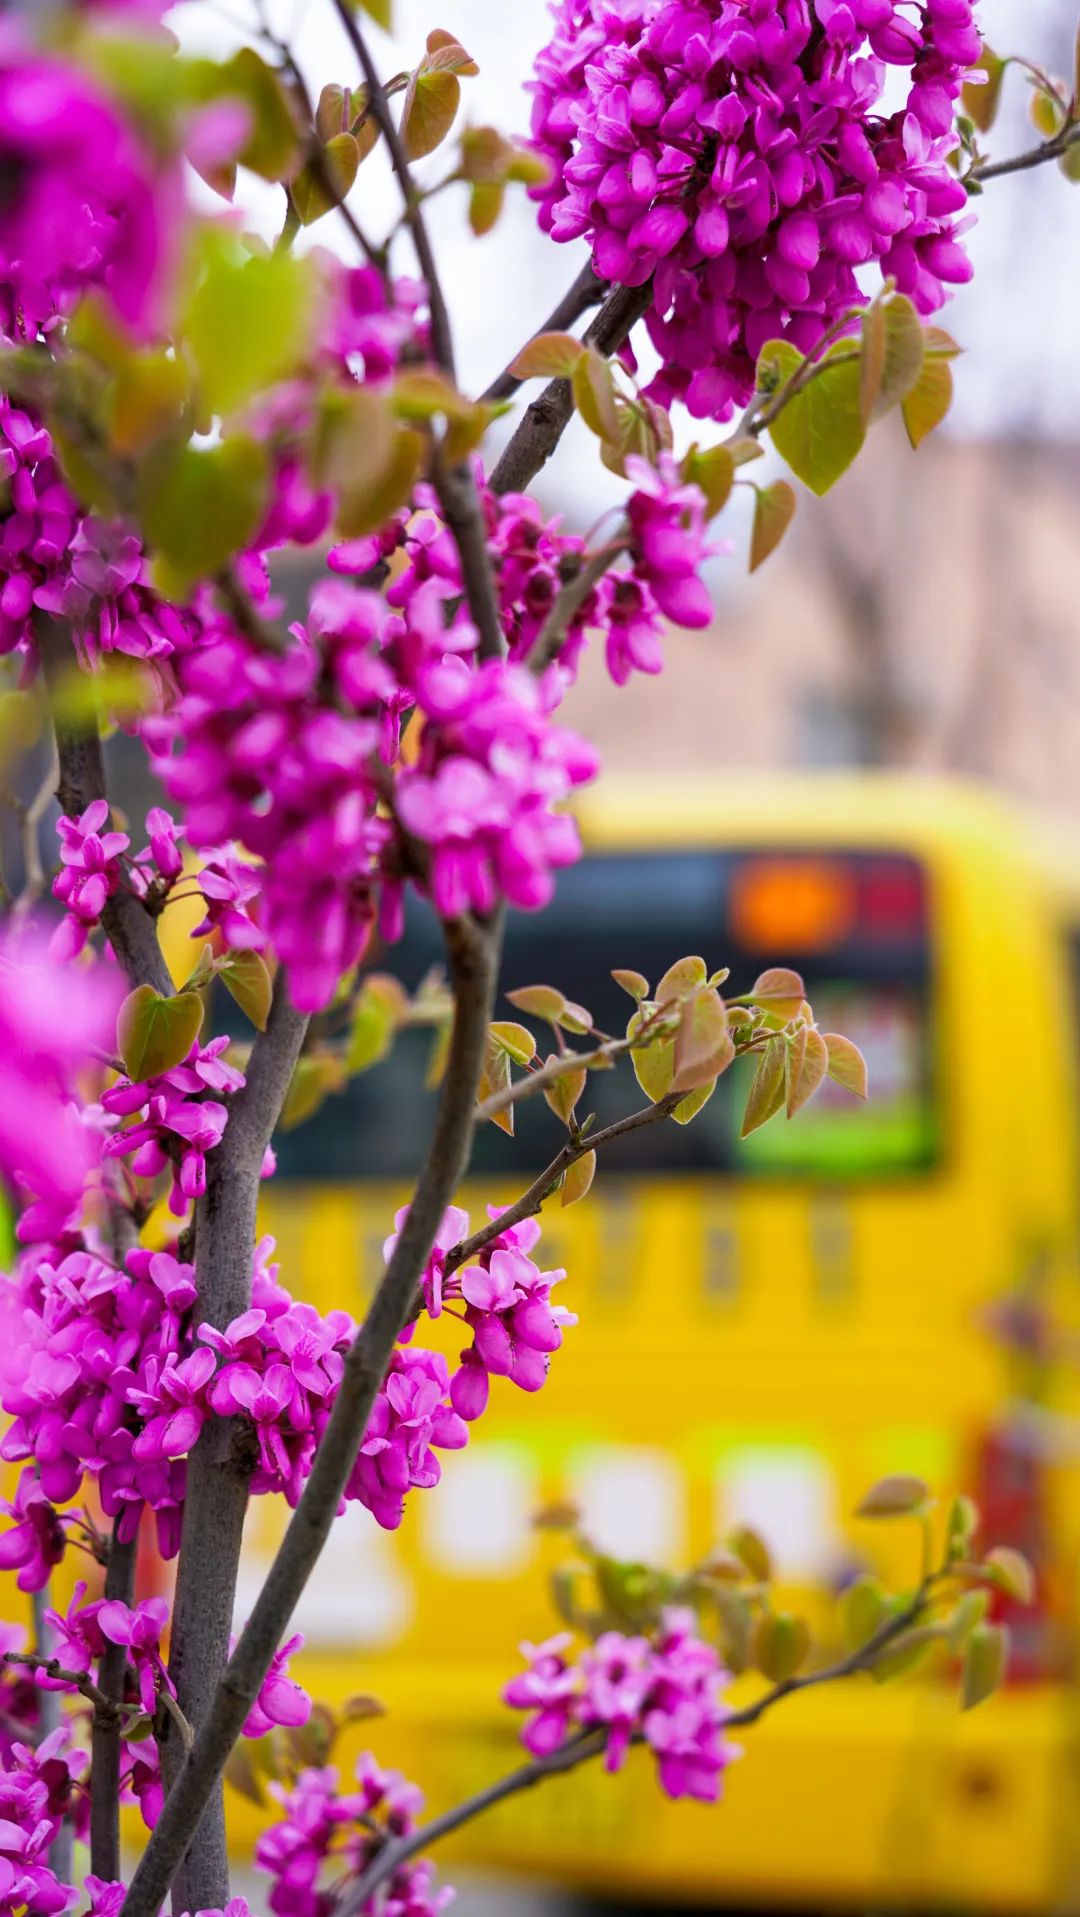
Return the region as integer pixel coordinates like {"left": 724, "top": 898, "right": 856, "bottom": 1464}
{"left": 170, "top": 0, "right": 1080, "bottom": 457}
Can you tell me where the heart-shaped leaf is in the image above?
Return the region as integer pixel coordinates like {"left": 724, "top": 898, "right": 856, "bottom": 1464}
{"left": 118, "top": 986, "right": 204, "bottom": 1082}
{"left": 218, "top": 950, "right": 273, "bottom": 1033}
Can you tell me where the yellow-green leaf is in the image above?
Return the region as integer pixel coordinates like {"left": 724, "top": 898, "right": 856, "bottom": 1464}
{"left": 872, "top": 296, "right": 926, "bottom": 420}
{"left": 279, "top": 1052, "right": 346, "bottom": 1131}
{"left": 655, "top": 956, "right": 707, "bottom": 1004}
{"left": 741, "top": 1035, "right": 786, "bottom": 1137}
{"left": 768, "top": 348, "right": 866, "bottom": 496}
{"left": 682, "top": 443, "right": 735, "bottom": 518}
{"left": 218, "top": 950, "right": 273, "bottom": 1032}
{"left": 749, "top": 967, "right": 805, "bottom": 1020}
{"left": 842, "top": 1575, "right": 887, "bottom": 1651}
{"left": 572, "top": 347, "right": 621, "bottom": 443}
{"left": 749, "top": 480, "right": 796, "bottom": 572}
{"left": 752, "top": 1612, "right": 810, "bottom": 1684}
{"left": 489, "top": 1020, "right": 536, "bottom": 1068}
{"left": 984, "top": 1546, "right": 1035, "bottom": 1605}
{"left": 729, "top": 1525, "right": 772, "bottom": 1582}
{"left": 823, "top": 1032, "right": 869, "bottom": 1099}
{"left": 856, "top": 1474, "right": 930, "bottom": 1519}
{"left": 291, "top": 133, "right": 361, "bottom": 225}
{"left": 562, "top": 1150, "right": 596, "bottom": 1207}
{"left": 505, "top": 984, "right": 566, "bottom": 1023}
{"left": 143, "top": 436, "right": 270, "bottom": 599}
{"left": 963, "top": 44, "right": 1006, "bottom": 132}
{"left": 962, "top": 1623, "right": 1009, "bottom": 1710}
{"left": 184, "top": 237, "right": 312, "bottom": 416}
{"left": 543, "top": 1056, "right": 587, "bottom": 1126}
{"left": 671, "top": 988, "right": 733, "bottom": 1094}
{"left": 118, "top": 986, "right": 204, "bottom": 1082}
{"left": 612, "top": 969, "right": 649, "bottom": 1002}
{"left": 859, "top": 299, "right": 887, "bottom": 427}
{"left": 902, "top": 351, "right": 954, "bottom": 449}
{"left": 401, "top": 67, "right": 460, "bottom": 160}
{"left": 510, "top": 332, "right": 585, "bottom": 381}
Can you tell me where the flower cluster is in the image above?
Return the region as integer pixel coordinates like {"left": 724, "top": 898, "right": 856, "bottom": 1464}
{"left": 528, "top": 0, "right": 979, "bottom": 418}
{"left": 505, "top": 1611, "right": 740, "bottom": 1801}
{"left": 0, "top": 1242, "right": 200, "bottom": 1561}
{"left": 390, "top": 1205, "right": 576, "bottom": 1423}
{"left": 102, "top": 1038, "right": 245, "bottom": 1217}
{"left": 0, "top": 40, "right": 176, "bottom": 340}
{"left": 255, "top": 1753, "right": 452, "bottom": 1917}
{"left": 0, "top": 1725, "right": 86, "bottom": 1915}
{"left": 45, "top": 1582, "right": 172, "bottom": 1717}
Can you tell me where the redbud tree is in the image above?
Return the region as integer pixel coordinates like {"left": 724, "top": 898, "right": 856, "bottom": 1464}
{"left": 0, "top": 1, "right": 1068, "bottom": 1913}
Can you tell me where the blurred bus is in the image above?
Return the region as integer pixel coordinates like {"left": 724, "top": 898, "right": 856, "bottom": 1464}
{"left": 243, "top": 774, "right": 1080, "bottom": 1911}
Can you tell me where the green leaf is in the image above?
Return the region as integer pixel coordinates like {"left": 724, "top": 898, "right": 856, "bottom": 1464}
{"left": 872, "top": 297, "right": 926, "bottom": 420}
{"left": 749, "top": 481, "right": 796, "bottom": 572}
{"left": 859, "top": 300, "right": 887, "bottom": 428}
{"left": 510, "top": 332, "right": 585, "bottom": 381}
{"left": 946, "top": 1493, "right": 980, "bottom": 1556}
{"left": 671, "top": 1081, "right": 717, "bottom": 1125}
{"left": 962, "top": 1623, "right": 1009, "bottom": 1710}
{"left": 280, "top": 1052, "right": 346, "bottom": 1131}
{"left": 345, "top": 976, "right": 406, "bottom": 1075}
{"left": 505, "top": 984, "right": 567, "bottom": 1024}
{"left": 729, "top": 1526, "right": 772, "bottom": 1582}
{"left": 947, "top": 1589, "right": 990, "bottom": 1654}
{"left": 671, "top": 988, "right": 733, "bottom": 1094}
{"left": 291, "top": 133, "right": 361, "bottom": 224}
{"left": 768, "top": 346, "right": 866, "bottom": 496}
{"left": 612, "top": 969, "right": 649, "bottom": 1002}
{"left": 842, "top": 1575, "right": 888, "bottom": 1651}
{"left": 118, "top": 986, "right": 204, "bottom": 1082}
{"left": 682, "top": 443, "right": 735, "bottom": 518}
{"left": 741, "top": 1036, "right": 786, "bottom": 1137}
{"left": 185, "top": 237, "right": 312, "bottom": 417}
{"left": 477, "top": 1034, "right": 514, "bottom": 1134}
{"left": 557, "top": 1000, "right": 593, "bottom": 1036}
{"left": 107, "top": 351, "right": 190, "bottom": 457}
{"left": 902, "top": 340, "right": 954, "bottom": 450}
{"left": 469, "top": 180, "right": 505, "bottom": 235}
{"left": 856, "top": 1474, "right": 930, "bottom": 1519}
{"left": 628, "top": 1007, "right": 673, "bottom": 1104}
{"left": 562, "top": 1150, "right": 596, "bottom": 1208}
{"left": 655, "top": 956, "right": 707, "bottom": 1004}
{"left": 983, "top": 1546, "right": 1036, "bottom": 1605}
{"left": 963, "top": 45, "right": 1006, "bottom": 132}
{"left": 572, "top": 347, "right": 621, "bottom": 443}
{"left": 356, "top": 0, "right": 393, "bottom": 29}
{"left": 144, "top": 436, "right": 270, "bottom": 599}
{"left": 191, "top": 47, "right": 301, "bottom": 183}
{"left": 1030, "top": 85, "right": 1065, "bottom": 138}
{"left": 489, "top": 1020, "right": 537, "bottom": 1068}
{"left": 871, "top": 1625, "right": 938, "bottom": 1683}
{"left": 785, "top": 1023, "right": 828, "bottom": 1117}
{"left": 543, "top": 1056, "right": 587, "bottom": 1126}
{"left": 823, "top": 1032, "right": 869, "bottom": 1099}
{"left": 401, "top": 67, "right": 460, "bottom": 160}
{"left": 749, "top": 967, "right": 805, "bottom": 1020}
{"left": 218, "top": 951, "right": 273, "bottom": 1032}
{"left": 752, "top": 1612, "right": 810, "bottom": 1684}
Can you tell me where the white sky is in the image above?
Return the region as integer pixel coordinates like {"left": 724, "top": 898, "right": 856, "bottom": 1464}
{"left": 168, "top": 0, "right": 1080, "bottom": 468}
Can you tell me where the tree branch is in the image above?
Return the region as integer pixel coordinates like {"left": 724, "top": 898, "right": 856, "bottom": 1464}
{"left": 160, "top": 969, "right": 309, "bottom": 1913}
{"left": 490, "top": 280, "right": 654, "bottom": 498}
{"left": 969, "top": 122, "right": 1080, "bottom": 183}
{"left": 332, "top": 1582, "right": 935, "bottom": 1911}
{"left": 483, "top": 261, "right": 607, "bottom": 403}
{"left": 327, "top": 0, "right": 506, "bottom": 662}
{"left": 35, "top": 618, "right": 173, "bottom": 998}
{"left": 90, "top": 1530, "right": 137, "bottom": 1885}
{"left": 118, "top": 910, "right": 502, "bottom": 1917}
{"left": 449, "top": 1091, "right": 682, "bottom": 1270}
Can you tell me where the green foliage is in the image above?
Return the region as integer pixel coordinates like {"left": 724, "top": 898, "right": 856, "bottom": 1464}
{"left": 749, "top": 481, "right": 796, "bottom": 571}
{"left": 183, "top": 233, "right": 313, "bottom": 418}
{"left": 143, "top": 436, "right": 270, "bottom": 599}
{"left": 510, "top": 333, "right": 585, "bottom": 381}
{"left": 761, "top": 337, "right": 865, "bottom": 496}
{"left": 217, "top": 951, "right": 274, "bottom": 1033}
{"left": 117, "top": 986, "right": 204, "bottom": 1081}
{"left": 400, "top": 30, "right": 478, "bottom": 160}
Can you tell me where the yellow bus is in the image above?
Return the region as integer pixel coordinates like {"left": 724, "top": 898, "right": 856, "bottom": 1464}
{"left": 7, "top": 773, "right": 1080, "bottom": 1908}
{"left": 240, "top": 772, "right": 1080, "bottom": 1911}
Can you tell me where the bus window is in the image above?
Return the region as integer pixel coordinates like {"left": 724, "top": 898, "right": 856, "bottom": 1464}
{"left": 271, "top": 848, "right": 937, "bottom": 1183}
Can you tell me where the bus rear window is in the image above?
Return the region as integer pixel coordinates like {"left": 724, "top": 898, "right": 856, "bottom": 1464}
{"left": 271, "top": 848, "right": 938, "bottom": 1182}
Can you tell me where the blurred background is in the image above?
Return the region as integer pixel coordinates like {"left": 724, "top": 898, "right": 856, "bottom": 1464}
{"left": 26, "top": 0, "right": 1080, "bottom": 1910}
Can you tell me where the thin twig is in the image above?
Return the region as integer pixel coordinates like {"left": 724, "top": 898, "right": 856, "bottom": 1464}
{"left": 483, "top": 261, "right": 607, "bottom": 403}
{"left": 526, "top": 542, "right": 627, "bottom": 676}
{"left": 969, "top": 122, "right": 1080, "bottom": 183}
{"left": 476, "top": 1018, "right": 637, "bottom": 1123}
{"left": 327, "top": 0, "right": 507, "bottom": 662}
{"left": 32, "top": 1588, "right": 74, "bottom": 1884}
{"left": 448, "top": 1092, "right": 683, "bottom": 1270}
{"left": 90, "top": 1529, "right": 137, "bottom": 1884}
{"left": 490, "top": 280, "right": 654, "bottom": 497}
{"left": 13, "top": 731, "right": 59, "bottom": 916}
{"left": 4, "top": 1651, "right": 113, "bottom": 1715}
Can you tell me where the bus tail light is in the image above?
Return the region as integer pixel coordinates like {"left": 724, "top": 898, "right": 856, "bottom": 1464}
{"left": 973, "top": 1425, "right": 1063, "bottom": 1683}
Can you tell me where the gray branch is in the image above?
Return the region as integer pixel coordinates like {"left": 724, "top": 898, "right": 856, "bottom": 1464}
{"left": 118, "top": 911, "right": 501, "bottom": 1917}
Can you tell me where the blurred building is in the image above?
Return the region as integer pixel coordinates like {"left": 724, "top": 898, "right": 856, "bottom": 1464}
{"left": 560, "top": 425, "right": 1080, "bottom": 809}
